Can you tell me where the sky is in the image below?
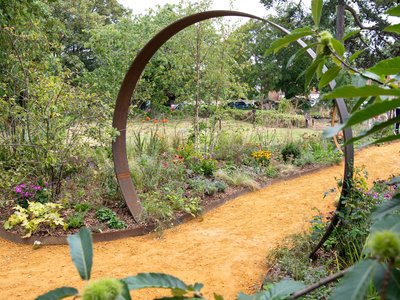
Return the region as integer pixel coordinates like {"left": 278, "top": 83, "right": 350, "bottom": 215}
{"left": 117, "top": 0, "right": 277, "bottom": 18}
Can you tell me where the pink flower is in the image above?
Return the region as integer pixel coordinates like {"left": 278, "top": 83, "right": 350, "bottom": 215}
{"left": 15, "top": 186, "right": 22, "bottom": 193}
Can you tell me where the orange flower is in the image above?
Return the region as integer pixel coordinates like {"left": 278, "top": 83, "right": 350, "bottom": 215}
{"left": 161, "top": 118, "right": 168, "bottom": 123}
{"left": 153, "top": 119, "right": 158, "bottom": 123}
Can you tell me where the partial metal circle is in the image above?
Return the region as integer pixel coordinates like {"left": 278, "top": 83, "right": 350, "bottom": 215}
{"left": 112, "top": 9, "right": 355, "bottom": 251}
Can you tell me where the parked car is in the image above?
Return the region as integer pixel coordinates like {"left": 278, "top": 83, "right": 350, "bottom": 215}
{"left": 227, "top": 101, "right": 252, "bottom": 110}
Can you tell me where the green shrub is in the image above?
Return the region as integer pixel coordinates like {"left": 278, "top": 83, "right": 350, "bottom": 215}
{"left": 67, "top": 212, "right": 85, "bottom": 229}
{"left": 214, "top": 180, "right": 227, "bottom": 192}
{"left": 75, "top": 202, "right": 91, "bottom": 213}
{"left": 214, "top": 130, "right": 247, "bottom": 162}
{"left": 96, "top": 207, "right": 116, "bottom": 222}
{"left": 188, "top": 178, "right": 207, "bottom": 197}
{"left": 107, "top": 216, "right": 127, "bottom": 229}
{"left": 188, "top": 157, "right": 217, "bottom": 177}
{"left": 281, "top": 142, "right": 301, "bottom": 162}
{"left": 176, "top": 143, "right": 195, "bottom": 160}
{"left": 265, "top": 165, "right": 279, "bottom": 178}
{"left": 265, "top": 234, "right": 333, "bottom": 299}
{"left": 205, "top": 183, "right": 218, "bottom": 196}
{"left": 142, "top": 191, "right": 174, "bottom": 222}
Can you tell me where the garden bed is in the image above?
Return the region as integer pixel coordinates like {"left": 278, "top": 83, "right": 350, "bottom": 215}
{"left": 0, "top": 161, "right": 325, "bottom": 244}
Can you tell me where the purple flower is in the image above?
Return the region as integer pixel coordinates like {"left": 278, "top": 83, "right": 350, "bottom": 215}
{"left": 24, "top": 192, "right": 29, "bottom": 198}
{"left": 373, "top": 192, "right": 378, "bottom": 199}
{"left": 384, "top": 193, "right": 392, "bottom": 199}
{"left": 15, "top": 186, "right": 22, "bottom": 193}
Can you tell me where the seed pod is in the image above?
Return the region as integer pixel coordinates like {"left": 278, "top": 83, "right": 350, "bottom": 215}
{"left": 82, "top": 278, "right": 124, "bottom": 300}
{"left": 368, "top": 230, "right": 400, "bottom": 261}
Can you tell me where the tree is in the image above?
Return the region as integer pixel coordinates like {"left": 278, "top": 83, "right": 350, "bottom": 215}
{"left": 49, "top": 0, "right": 128, "bottom": 73}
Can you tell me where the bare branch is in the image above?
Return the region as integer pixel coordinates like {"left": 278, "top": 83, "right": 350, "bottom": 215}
{"left": 345, "top": 5, "right": 377, "bottom": 31}
{"left": 289, "top": 268, "right": 348, "bottom": 299}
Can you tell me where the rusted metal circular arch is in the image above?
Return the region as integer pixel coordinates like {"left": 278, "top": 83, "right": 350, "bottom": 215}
{"left": 112, "top": 10, "right": 354, "bottom": 255}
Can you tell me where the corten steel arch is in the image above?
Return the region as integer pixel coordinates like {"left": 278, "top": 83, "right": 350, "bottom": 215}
{"left": 112, "top": 11, "right": 354, "bottom": 255}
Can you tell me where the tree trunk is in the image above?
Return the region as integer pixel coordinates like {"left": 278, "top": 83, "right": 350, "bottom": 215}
{"left": 336, "top": 1, "right": 345, "bottom": 40}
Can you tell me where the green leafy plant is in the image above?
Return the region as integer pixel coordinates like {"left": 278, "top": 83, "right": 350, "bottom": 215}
{"left": 189, "top": 156, "right": 217, "bottom": 177}
{"left": 107, "top": 216, "right": 127, "bottom": 230}
{"left": 75, "top": 203, "right": 92, "bottom": 213}
{"left": 95, "top": 207, "right": 116, "bottom": 222}
{"left": 260, "top": 1, "right": 400, "bottom": 298}
{"left": 95, "top": 207, "right": 126, "bottom": 229}
{"left": 281, "top": 142, "right": 301, "bottom": 163}
{"left": 67, "top": 212, "right": 85, "bottom": 229}
{"left": 4, "top": 202, "right": 66, "bottom": 238}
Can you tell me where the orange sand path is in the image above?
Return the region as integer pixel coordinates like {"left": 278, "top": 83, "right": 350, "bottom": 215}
{"left": 0, "top": 143, "right": 399, "bottom": 299}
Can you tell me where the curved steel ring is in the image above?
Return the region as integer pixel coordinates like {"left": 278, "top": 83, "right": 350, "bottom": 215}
{"left": 112, "top": 10, "right": 354, "bottom": 254}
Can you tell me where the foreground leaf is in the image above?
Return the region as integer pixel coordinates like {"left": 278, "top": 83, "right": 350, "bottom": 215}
{"left": 325, "top": 98, "right": 400, "bottom": 137}
{"left": 319, "top": 66, "right": 341, "bottom": 88}
{"left": 237, "top": 280, "right": 305, "bottom": 300}
{"left": 374, "top": 263, "right": 400, "bottom": 300}
{"left": 67, "top": 227, "right": 93, "bottom": 280}
{"left": 324, "top": 86, "right": 400, "bottom": 99}
{"left": 119, "top": 280, "right": 132, "bottom": 300}
{"left": 311, "top": 0, "right": 323, "bottom": 27}
{"left": 369, "top": 134, "right": 400, "bottom": 145}
{"left": 330, "top": 38, "right": 345, "bottom": 57}
{"left": 387, "top": 177, "right": 400, "bottom": 185}
{"left": 349, "top": 49, "right": 365, "bottom": 63}
{"left": 386, "top": 5, "right": 400, "bottom": 16}
{"left": 370, "top": 215, "right": 400, "bottom": 235}
{"left": 304, "top": 55, "right": 325, "bottom": 88}
{"left": 367, "top": 57, "right": 400, "bottom": 76}
{"left": 35, "top": 287, "right": 78, "bottom": 300}
{"left": 372, "top": 194, "right": 400, "bottom": 220}
{"left": 123, "top": 273, "right": 201, "bottom": 295}
{"left": 343, "top": 115, "right": 400, "bottom": 145}
{"left": 266, "top": 27, "right": 313, "bottom": 54}
{"left": 343, "top": 29, "right": 360, "bottom": 41}
{"left": 384, "top": 24, "right": 400, "bottom": 34}
{"left": 330, "top": 259, "right": 380, "bottom": 300}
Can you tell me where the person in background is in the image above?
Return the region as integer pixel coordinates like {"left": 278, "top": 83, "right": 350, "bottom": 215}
{"left": 395, "top": 107, "right": 400, "bottom": 135}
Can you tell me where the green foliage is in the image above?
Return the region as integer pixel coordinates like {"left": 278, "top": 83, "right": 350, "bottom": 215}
{"left": 66, "top": 227, "right": 93, "bottom": 281}
{"left": 188, "top": 156, "right": 217, "bottom": 177}
{"left": 107, "top": 216, "right": 127, "bottom": 230}
{"left": 95, "top": 207, "right": 126, "bottom": 229}
{"left": 238, "top": 280, "right": 305, "bottom": 300}
{"left": 96, "top": 208, "right": 116, "bottom": 222}
{"left": 330, "top": 259, "right": 381, "bottom": 300}
{"left": 35, "top": 287, "right": 79, "bottom": 300}
{"left": 4, "top": 202, "right": 66, "bottom": 238}
{"left": 67, "top": 212, "right": 85, "bottom": 229}
{"left": 311, "top": 0, "right": 323, "bottom": 28}
{"left": 75, "top": 203, "right": 92, "bottom": 213}
{"left": 281, "top": 142, "right": 301, "bottom": 162}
